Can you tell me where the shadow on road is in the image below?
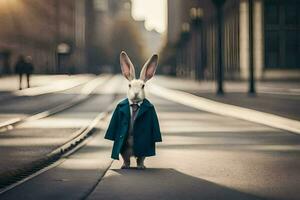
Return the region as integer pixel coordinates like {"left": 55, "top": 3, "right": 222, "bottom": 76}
{"left": 89, "top": 168, "right": 267, "bottom": 200}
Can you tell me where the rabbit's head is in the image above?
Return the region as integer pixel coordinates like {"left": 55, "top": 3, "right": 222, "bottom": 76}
{"left": 120, "top": 51, "right": 158, "bottom": 103}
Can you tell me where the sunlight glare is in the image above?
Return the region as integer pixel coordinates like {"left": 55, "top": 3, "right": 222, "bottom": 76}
{"left": 131, "top": 0, "right": 167, "bottom": 33}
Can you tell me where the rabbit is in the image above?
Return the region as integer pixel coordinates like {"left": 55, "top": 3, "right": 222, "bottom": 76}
{"left": 104, "top": 51, "right": 162, "bottom": 170}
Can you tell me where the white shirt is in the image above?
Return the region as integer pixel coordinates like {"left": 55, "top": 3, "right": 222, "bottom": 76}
{"left": 128, "top": 99, "right": 143, "bottom": 116}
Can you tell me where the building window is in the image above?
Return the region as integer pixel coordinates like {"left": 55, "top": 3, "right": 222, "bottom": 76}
{"left": 265, "top": 3, "right": 279, "bottom": 25}
{"left": 286, "top": 31, "right": 299, "bottom": 68}
{"left": 264, "top": 0, "right": 300, "bottom": 69}
{"left": 285, "top": 5, "right": 298, "bottom": 25}
{"left": 265, "top": 31, "right": 279, "bottom": 68}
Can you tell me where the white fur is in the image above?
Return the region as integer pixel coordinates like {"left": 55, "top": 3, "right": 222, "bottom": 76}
{"left": 120, "top": 51, "right": 158, "bottom": 103}
{"left": 119, "top": 51, "right": 158, "bottom": 169}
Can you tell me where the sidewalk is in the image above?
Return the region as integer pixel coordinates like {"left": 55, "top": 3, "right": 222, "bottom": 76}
{"left": 0, "top": 75, "right": 93, "bottom": 101}
{"left": 153, "top": 76, "right": 300, "bottom": 121}
{"left": 0, "top": 74, "right": 95, "bottom": 126}
{"left": 88, "top": 93, "right": 300, "bottom": 200}
{"left": 0, "top": 75, "right": 68, "bottom": 92}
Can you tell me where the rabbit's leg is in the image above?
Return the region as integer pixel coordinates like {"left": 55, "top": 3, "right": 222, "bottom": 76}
{"left": 121, "top": 147, "right": 130, "bottom": 169}
{"left": 136, "top": 157, "right": 146, "bottom": 169}
{"left": 121, "top": 135, "right": 133, "bottom": 169}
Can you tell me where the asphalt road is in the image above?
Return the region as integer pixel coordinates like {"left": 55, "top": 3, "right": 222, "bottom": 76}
{"left": 1, "top": 75, "right": 299, "bottom": 200}
{"left": 0, "top": 75, "right": 115, "bottom": 183}
{"left": 0, "top": 75, "right": 94, "bottom": 124}
{"left": 88, "top": 93, "right": 300, "bottom": 200}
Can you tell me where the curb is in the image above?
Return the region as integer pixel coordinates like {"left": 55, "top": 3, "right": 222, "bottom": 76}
{"left": 149, "top": 84, "right": 300, "bottom": 135}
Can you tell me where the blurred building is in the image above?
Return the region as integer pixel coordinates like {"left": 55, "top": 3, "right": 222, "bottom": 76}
{"left": 86, "top": 0, "right": 162, "bottom": 73}
{"left": 166, "top": 0, "right": 184, "bottom": 45}
{"left": 86, "top": 0, "right": 134, "bottom": 73}
{"left": 165, "top": 0, "right": 300, "bottom": 80}
{"left": 135, "top": 20, "right": 163, "bottom": 55}
{"left": 0, "top": 0, "right": 87, "bottom": 74}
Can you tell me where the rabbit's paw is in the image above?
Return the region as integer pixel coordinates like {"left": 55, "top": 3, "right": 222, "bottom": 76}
{"left": 121, "top": 163, "right": 130, "bottom": 169}
{"left": 137, "top": 164, "right": 146, "bottom": 170}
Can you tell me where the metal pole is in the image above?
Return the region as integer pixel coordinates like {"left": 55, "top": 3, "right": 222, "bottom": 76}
{"left": 55, "top": 0, "right": 60, "bottom": 73}
{"left": 194, "top": 28, "right": 198, "bottom": 80}
{"left": 216, "top": 4, "right": 224, "bottom": 95}
{"left": 248, "top": 0, "right": 256, "bottom": 94}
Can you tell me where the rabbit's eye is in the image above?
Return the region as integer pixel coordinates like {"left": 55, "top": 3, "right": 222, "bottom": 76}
{"left": 142, "top": 84, "right": 145, "bottom": 89}
{"left": 129, "top": 84, "right": 131, "bottom": 88}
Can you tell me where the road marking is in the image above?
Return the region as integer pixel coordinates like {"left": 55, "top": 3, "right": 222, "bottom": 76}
{"left": 149, "top": 84, "right": 300, "bottom": 135}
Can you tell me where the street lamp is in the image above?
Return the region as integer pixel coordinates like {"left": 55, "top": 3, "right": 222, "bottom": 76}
{"left": 190, "top": 7, "right": 203, "bottom": 26}
{"left": 178, "top": 22, "right": 190, "bottom": 77}
{"left": 248, "top": 0, "right": 256, "bottom": 95}
{"left": 181, "top": 22, "right": 190, "bottom": 35}
{"left": 212, "top": 0, "right": 226, "bottom": 95}
{"left": 178, "top": 23, "right": 191, "bottom": 52}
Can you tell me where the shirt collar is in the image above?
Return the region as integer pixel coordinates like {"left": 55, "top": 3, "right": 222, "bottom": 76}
{"left": 128, "top": 99, "right": 143, "bottom": 107}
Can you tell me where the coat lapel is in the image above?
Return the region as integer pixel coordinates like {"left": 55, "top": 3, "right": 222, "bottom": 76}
{"left": 118, "top": 98, "right": 153, "bottom": 120}
{"left": 119, "top": 99, "right": 130, "bottom": 121}
{"left": 136, "top": 99, "right": 152, "bottom": 120}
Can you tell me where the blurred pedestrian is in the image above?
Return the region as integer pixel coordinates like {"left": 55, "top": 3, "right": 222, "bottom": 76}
{"left": 24, "top": 56, "right": 34, "bottom": 88}
{"left": 14, "top": 55, "right": 34, "bottom": 90}
{"left": 15, "top": 55, "right": 26, "bottom": 90}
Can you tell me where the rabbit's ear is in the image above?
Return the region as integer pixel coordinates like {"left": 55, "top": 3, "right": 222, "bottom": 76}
{"left": 140, "top": 54, "right": 158, "bottom": 82}
{"left": 120, "top": 51, "right": 135, "bottom": 81}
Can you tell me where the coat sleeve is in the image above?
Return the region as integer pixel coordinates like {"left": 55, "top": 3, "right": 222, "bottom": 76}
{"left": 104, "top": 107, "right": 119, "bottom": 141}
{"left": 152, "top": 107, "right": 162, "bottom": 142}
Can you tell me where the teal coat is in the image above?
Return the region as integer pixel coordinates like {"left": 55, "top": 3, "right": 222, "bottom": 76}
{"left": 104, "top": 98, "right": 162, "bottom": 160}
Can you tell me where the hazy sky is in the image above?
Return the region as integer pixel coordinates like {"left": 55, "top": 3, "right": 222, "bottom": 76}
{"left": 131, "top": 0, "right": 167, "bottom": 33}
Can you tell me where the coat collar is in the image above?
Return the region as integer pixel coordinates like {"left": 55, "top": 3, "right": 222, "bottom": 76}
{"left": 128, "top": 99, "right": 143, "bottom": 107}
{"left": 118, "top": 98, "right": 153, "bottom": 120}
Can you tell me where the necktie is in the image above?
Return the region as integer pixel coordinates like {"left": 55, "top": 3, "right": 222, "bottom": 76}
{"left": 129, "top": 104, "right": 139, "bottom": 135}
{"left": 131, "top": 104, "right": 139, "bottom": 122}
